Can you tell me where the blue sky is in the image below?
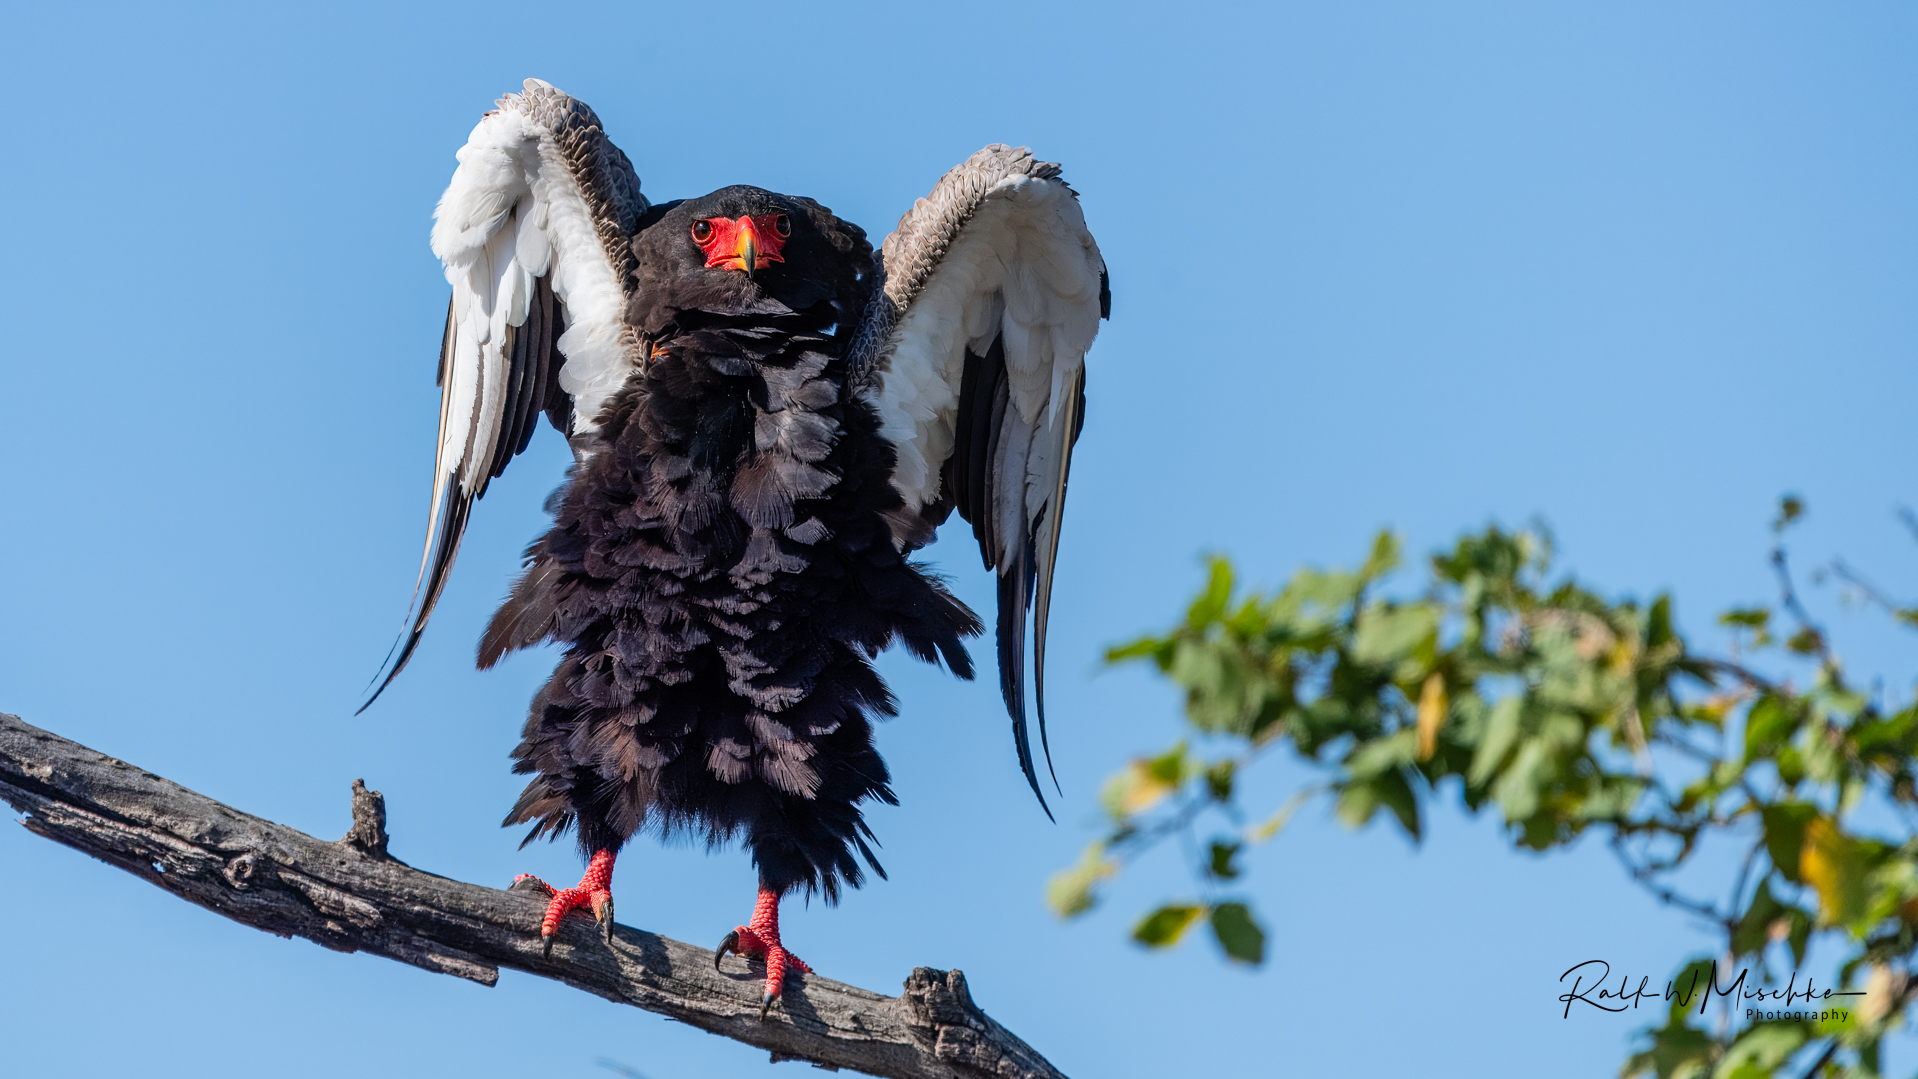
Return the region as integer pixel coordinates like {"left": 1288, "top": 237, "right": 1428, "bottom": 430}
{"left": 3, "top": 2, "right": 1915, "bottom": 1076}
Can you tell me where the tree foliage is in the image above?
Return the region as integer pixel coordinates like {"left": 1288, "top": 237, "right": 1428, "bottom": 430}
{"left": 1053, "top": 500, "right": 1918, "bottom": 1078}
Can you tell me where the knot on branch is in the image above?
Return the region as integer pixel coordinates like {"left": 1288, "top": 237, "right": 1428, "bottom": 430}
{"left": 903, "top": 968, "right": 1060, "bottom": 1078}
{"left": 222, "top": 851, "right": 266, "bottom": 890}
{"left": 340, "top": 779, "right": 389, "bottom": 860}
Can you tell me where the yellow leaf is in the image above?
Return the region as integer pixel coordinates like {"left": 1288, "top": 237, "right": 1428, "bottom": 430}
{"left": 1861, "top": 964, "right": 1907, "bottom": 1024}
{"left": 1100, "top": 760, "right": 1174, "bottom": 818}
{"left": 1249, "top": 789, "right": 1312, "bottom": 843}
{"left": 1800, "top": 817, "right": 1866, "bottom": 927}
{"left": 1045, "top": 843, "right": 1117, "bottom": 918}
{"left": 1131, "top": 904, "right": 1204, "bottom": 947}
{"left": 1416, "top": 672, "right": 1447, "bottom": 761}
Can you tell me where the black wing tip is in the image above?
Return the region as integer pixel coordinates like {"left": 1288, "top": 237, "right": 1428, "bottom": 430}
{"left": 1034, "top": 609, "right": 1061, "bottom": 796}
{"left": 353, "top": 680, "right": 389, "bottom": 717}
{"left": 1006, "top": 670, "right": 1055, "bottom": 822}
{"left": 1014, "top": 729, "right": 1057, "bottom": 822}
{"left": 359, "top": 488, "right": 476, "bottom": 715}
{"left": 997, "top": 546, "right": 1058, "bottom": 820}
{"left": 1027, "top": 778, "right": 1057, "bottom": 823}
{"left": 354, "top": 633, "right": 424, "bottom": 715}
{"left": 1035, "top": 695, "right": 1062, "bottom": 797}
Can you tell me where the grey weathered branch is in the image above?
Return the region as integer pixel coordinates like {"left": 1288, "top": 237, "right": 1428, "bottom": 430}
{"left": 0, "top": 713, "right": 1065, "bottom": 1079}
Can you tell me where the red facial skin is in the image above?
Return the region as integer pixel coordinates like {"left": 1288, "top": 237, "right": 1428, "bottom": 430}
{"left": 692, "top": 213, "right": 789, "bottom": 272}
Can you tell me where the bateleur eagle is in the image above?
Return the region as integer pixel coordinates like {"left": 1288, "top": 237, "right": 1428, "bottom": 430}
{"left": 362, "top": 79, "right": 1108, "bottom": 1014}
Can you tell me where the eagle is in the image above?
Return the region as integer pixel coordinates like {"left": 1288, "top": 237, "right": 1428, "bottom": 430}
{"left": 363, "top": 79, "right": 1107, "bottom": 1015}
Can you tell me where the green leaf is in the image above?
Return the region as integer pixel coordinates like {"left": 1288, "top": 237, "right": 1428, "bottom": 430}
{"left": 1492, "top": 736, "right": 1550, "bottom": 825}
{"left": 1145, "top": 745, "right": 1189, "bottom": 786}
{"left": 1337, "top": 767, "right": 1422, "bottom": 840}
{"left": 1623, "top": 1020, "right": 1715, "bottom": 1079}
{"left": 1742, "top": 695, "right": 1800, "bottom": 761}
{"left": 1730, "top": 879, "right": 1792, "bottom": 959}
{"left": 1468, "top": 696, "right": 1523, "bottom": 786}
{"left": 1719, "top": 607, "right": 1771, "bottom": 630}
{"left": 1773, "top": 494, "right": 1805, "bottom": 533}
{"left": 1207, "top": 840, "right": 1242, "bottom": 880}
{"left": 1346, "top": 728, "right": 1418, "bottom": 780}
{"left": 1168, "top": 637, "right": 1262, "bottom": 736}
{"left": 1131, "top": 904, "right": 1204, "bottom": 948}
{"left": 1336, "top": 781, "right": 1380, "bottom": 829}
{"left": 1204, "top": 760, "right": 1236, "bottom": 802}
{"left": 1350, "top": 603, "right": 1439, "bottom": 668}
{"left": 1713, "top": 1022, "right": 1805, "bottom": 1079}
{"left": 1210, "top": 902, "right": 1266, "bottom": 965}
{"left": 1359, "top": 530, "right": 1402, "bottom": 582}
{"left": 1731, "top": 879, "right": 1775, "bottom": 958}
{"left": 1187, "top": 557, "right": 1235, "bottom": 627}
{"left": 1783, "top": 907, "right": 1812, "bottom": 967}
{"left": 1281, "top": 568, "right": 1365, "bottom": 615}
{"left": 1800, "top": 726, "right": 1846, "bottom": 788}
{"left": 1761, "top": 803, "right": 1817, "bottom": 885}
{"left": 1105, "top": 635, "right": 1170, "bottom": 665}
{"left": 1775, "top": 744, "right": 1806, "bottom": 787}
{"left": 1647, "top": 593, "right": 1676, "bottom": 649}
{"left": 1785, "top": 627, "right": 1824, "bottom": 656}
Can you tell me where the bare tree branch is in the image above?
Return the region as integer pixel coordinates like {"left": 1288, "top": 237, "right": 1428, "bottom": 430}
{"left": 0, "top": 712, "right": 1065, "bottom": 1079}
{"left": 1771, "top": 545, "right": 1832, "bottom": 662}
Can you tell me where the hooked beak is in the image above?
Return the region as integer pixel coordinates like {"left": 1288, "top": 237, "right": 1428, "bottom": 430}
{"left": 734, "top": 217, "right": 760, "bottom": 277}
{"left": 696, "top": 213, "right": 786, "bottom": 273}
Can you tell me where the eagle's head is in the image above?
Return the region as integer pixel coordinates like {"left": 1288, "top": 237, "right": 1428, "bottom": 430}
{"left": 627, "top": 185, "right": 870, "bottom": 335}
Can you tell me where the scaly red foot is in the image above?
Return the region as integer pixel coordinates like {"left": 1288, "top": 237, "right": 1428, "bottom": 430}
{"left": 512, "top": 848, "right": 616, "bottom": 957}
{"left": 715, "top": 887, "right": 810, "bottom": 1018}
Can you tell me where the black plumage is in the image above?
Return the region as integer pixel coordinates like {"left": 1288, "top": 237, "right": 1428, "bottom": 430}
{"left": 479, "top": 188, "right": 981, "bottom": 898}
{"left": 369, "top": 88, "right": 1106, "bottom": 1000}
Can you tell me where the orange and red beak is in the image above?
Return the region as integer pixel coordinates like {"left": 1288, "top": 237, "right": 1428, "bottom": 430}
{"left": 692, "top": 214, "right": 788, "bottom": 274}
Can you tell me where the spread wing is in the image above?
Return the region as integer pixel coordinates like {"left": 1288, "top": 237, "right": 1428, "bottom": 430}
{"left": 361, "top": 79, "right": 648, "bottom": 710}
{"left": 849, "top": 146, "right": 1109, "bottom": 816}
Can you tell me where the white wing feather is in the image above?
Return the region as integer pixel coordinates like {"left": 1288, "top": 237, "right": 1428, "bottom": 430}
{"left": 364, "top": 80, "right": 646, "bottom": 708}
{"left": 853, "top": 148, "right": 1106, "bottom": 813}
{"left": 869, "top": 173, "right": 1101, "bottom": 519}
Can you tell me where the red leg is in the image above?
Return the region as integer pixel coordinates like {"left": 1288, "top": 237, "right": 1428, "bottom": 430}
{"left": 715, "top": 887, "right": 811, "bottom": 1018}
{"left": 513, "top": 848, "right": 616, "bottom": 957}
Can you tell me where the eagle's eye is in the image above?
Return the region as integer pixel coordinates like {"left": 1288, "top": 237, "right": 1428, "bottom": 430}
{"left": 691, "top": 220, "right": 714, "bottom": 244}
{"left": 772, "top": 214, "right": 791, "bottom": 238}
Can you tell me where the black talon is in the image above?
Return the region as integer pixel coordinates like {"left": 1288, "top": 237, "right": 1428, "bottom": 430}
{"left": 541, "top": 930, "right": 556, "bottom": 959}
{"left": 760, "top": 990, "right": 777, "bottom": 1020}
{"left": 715, "top": 929, "right": 739, "bottom": 972}
{"left": 598, "top": 896, "right": 615, "bottom": 946}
